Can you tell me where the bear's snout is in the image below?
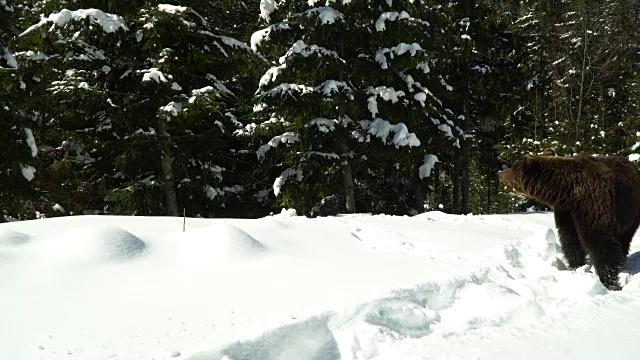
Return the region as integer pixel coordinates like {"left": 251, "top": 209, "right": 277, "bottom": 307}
{"left": 497, "top": 169, "right": 511, "bottom": 183}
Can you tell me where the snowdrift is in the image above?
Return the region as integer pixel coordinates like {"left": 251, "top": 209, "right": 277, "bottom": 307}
{"left": 1, "top": 211, "right": 640, "bottom": 360}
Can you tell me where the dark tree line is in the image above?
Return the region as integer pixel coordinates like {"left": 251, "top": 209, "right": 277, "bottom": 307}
{"left": 1, "top": 0, "right": 639, "bottom": 221}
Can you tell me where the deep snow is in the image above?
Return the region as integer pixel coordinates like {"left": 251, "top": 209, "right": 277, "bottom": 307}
{"left": 1, "top": 210, "right": 640, "bottom": 360}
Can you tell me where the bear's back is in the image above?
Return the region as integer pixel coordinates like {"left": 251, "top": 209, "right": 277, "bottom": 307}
{"left": 594, "top": 155, "right": 640, "bottom": 229}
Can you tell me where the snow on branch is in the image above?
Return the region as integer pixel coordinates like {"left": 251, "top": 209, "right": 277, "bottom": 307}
{"left": 278, "top": 40, "right": 342, "bottom": 65}
{"left": 405, "top": 77, "right": 438, "bottom": 107}
{"left": 307, "top": 118, "right": 337, "bottom": 133}
{"left": 257, "top": 132, "right": 300, "bottom": 160}
{"left": 366, "top": 86, "right": 406, "bottom": 117}
{"left": 48, "top": 69, "right": 96, "bottom": 94}
{"left": 204, "top": 185, "right": 223, "bottom": 200}
{"left": 259, "top": 63, "right": 287, "bottom": 88}
{"left": 20, "top": 8, "right": 129, "bottom": 36}
{"left": 158, "top": 4, "right": 187, "bottom": 13}
{"left": 472, "top": 64, "right": 492, "bottom": 74}
{"left": 260, "top": 83, "right": 314, "bottom": 98}
{"left": 259, "top": 0, "right": 279, "bottom": 22}
{"left": 21, "top": 164, "right": 36, "bottom": 181}
{"left": 159, "top": 101, "right": 182, "bottom": 117}
{"left": 140, "top": 68, "right": 172, "bottom": 83}
{"left": 375, "top": 43, "right": 424, "bottom": 69}
{"left": 205, "top": 74, "right": 235, "bottom": 97}
{"left": 376, "top": 11, "right": 410, "bottom": 32}
{"left": 419, "top": 154, "right": 439, "bottom": 179}
{"left": 188, "top": 86, "right": 216, "bottom": 103}
{"left": 315, "top": 80, "right": 352, "bottom": 97}
{"left": 416, "top": 62, "right": 430, "bottom": 74}
{"left": 24, "top": 128, "right": 37, "bottom": 157}
{"left": 251, "top": 23, "right": 290, "bottom": 51}
{"left": 273, "top": 166, "right": 303, "bottom": 196}
{"left": 66, "top": 39, "right": 107, "bottom": 61}
{"left": 14, "top": 50, "right": 52, "bottom": 62}
{"left": 438, "top": 75, "right": 453, "bottom": 91}
{"left": 294, "top": 6, "right": 344, "bottom": 25}
{"left": 1, "top": 47, "right": 17, "bottom": 69}
{"left": 414, "top": 92, "right": 428, "bottom": 107}
{"left": 361, "top": 118, "right": 420, "bottom": 148}
{"left": 217, "top": 36, "right": 254, "bottom": 54}
{"left": 395, "top": 43, "right": 424, "bottom": 56}
{"left": 307, "top": 151, "right": 340, "bottom": 160}
{"left": 375, "top": 10, "right": 429, "bottom": 32}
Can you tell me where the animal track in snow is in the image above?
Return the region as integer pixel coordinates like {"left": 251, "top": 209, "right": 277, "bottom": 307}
{"left": 186, "top": 218, "right": 637, "bottom": 360}
{"left": 347, "top": 222, "right": 415, "bottom": 253}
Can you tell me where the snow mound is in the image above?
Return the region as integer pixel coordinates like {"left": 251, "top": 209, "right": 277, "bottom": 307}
{"left": 36, "top": 225, "right": 146, "bottom": 263}
{"left": 175, "top": 224, "right": 268, "bottom": 263}
{"left": 0, "top": 229, "right": 31, "bottom": 246}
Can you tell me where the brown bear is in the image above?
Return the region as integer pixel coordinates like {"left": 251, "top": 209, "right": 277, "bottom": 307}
{"left": 498, "top": 150, "right": 640, "bottom": 290}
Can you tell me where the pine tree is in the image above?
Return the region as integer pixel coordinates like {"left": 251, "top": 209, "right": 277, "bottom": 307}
{"left": 253, "top": 1, "right": 364, "bottom": 215}
{"left": 0, "top": 0, "right": 39, "bottom": 221}
{"left": 253, "top": 0, "right": 462, "bottom": 216}
{"left": 14, "top": 4, "right": 131, "bottom": 216}
{"left": 353, "top": 1, "right": 462, "bottom": 215}
{"left": 14, "top": 1, "right": 264, "bottom": 217}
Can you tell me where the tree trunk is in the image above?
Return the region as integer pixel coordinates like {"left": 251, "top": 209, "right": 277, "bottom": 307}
{"left": 342, "top": 160, "right": 356, "bottom": 213}
{"left": 452, "top": 164, "right": 460, "bottom": 213}
{"left": 337, "top": 36, "right": 356, "bottom": 214}
{"left": 460, "top": 89, "right": 471, "bottom": 215}
{"left": 575, "top": 25, "right": 589, "bottom": 145}
{"left": 486, "top": 174, "right": 491, "bottom": 214}
{"left": 414, "top": 181, "right": 424, "bottom": 214}
{"left": 158, "top": 116, "right": 179, "bottom": 216}
{"left": 460, "top": 149, "right": 470, "bottom": 214}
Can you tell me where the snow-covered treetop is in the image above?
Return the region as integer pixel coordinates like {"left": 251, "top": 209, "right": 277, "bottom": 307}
{"left": 20, "top": 9, "right": 129, "bottom": 36}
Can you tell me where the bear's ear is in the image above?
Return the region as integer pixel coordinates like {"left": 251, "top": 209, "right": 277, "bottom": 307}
{"left": 542, "top": 148, "right": 556, "bottom": 156}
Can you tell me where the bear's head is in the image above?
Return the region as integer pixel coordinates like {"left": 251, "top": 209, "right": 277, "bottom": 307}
{"left": 497, "top": 155, "right": 541, "bottom": 198}
{"left": 498, "top": 149, "right": 557, "bottom": 196}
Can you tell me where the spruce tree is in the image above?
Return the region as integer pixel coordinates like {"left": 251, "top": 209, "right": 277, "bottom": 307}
{"left": 0, "top": 0, "right": 39, "bottom": 221}
{"left": 253, "top": 0, "right": 462, "bottom": 215}
{"left": 14, "top": 4, "right": 130, "bottom": 216}
{"left": 354, "top": 1, "right": 462, "bottom": 215}
{"left": 14, "top": 1, "right": 263, "bottom": 217}
{"left": 253, "top": 1, "right": 363, "bottom": 215}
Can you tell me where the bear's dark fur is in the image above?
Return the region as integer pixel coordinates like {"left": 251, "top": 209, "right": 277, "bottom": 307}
{"left": 498, "top": 150, "right": 640, "bottom": 290}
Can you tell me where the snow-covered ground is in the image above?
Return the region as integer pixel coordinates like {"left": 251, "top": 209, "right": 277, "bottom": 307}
{"left": 1, "top": 210, "right": 640, "bottom": 360}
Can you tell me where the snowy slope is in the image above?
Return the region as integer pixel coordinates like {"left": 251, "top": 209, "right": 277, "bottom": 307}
{"left": 1, "top": 211, "right": 639, "bottom": 360}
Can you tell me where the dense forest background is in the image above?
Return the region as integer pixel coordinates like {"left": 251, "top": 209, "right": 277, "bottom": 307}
{"left": 1, "top": 0, "right": 639, "bottom": 221}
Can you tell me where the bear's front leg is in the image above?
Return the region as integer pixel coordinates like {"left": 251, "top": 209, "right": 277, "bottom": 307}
{"left": 593, "top": 254, "right": 624, "bottom": 291}
{"left": 554, "top": 208, "right": 586, "bottom": 269}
